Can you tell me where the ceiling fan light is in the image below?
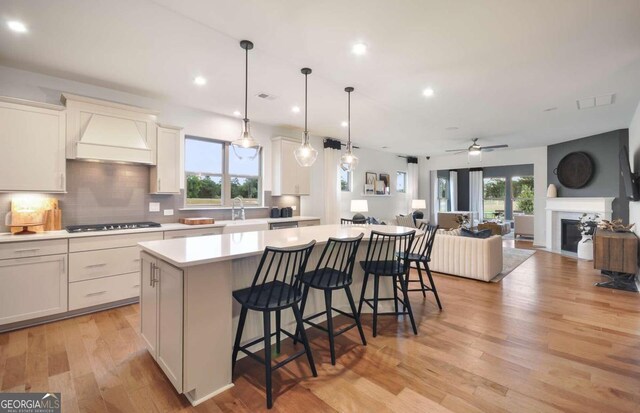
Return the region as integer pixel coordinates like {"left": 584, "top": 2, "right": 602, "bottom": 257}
{"left": 469, "top": 148, "right": 481, "bottom": 156}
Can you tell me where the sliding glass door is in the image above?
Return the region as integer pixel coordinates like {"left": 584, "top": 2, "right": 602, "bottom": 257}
{"left": 512, "top": 176, "right": 534, "bottom": 215}
{"left": 483, "top": 177, "right": 506, "bottom": 220}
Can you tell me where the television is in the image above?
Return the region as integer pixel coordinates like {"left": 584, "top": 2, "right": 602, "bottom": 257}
{"left": 619, "top": 146, "right": 639, "bottom": 201}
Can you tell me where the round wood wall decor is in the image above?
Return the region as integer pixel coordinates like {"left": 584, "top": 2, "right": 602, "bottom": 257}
{"left": 553, "top": 151, "right": 594, "bottom": 189}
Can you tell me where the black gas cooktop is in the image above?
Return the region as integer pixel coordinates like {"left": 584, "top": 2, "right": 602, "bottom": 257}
{"left": 66, "top": 221, "right": 162, "bottom": 233}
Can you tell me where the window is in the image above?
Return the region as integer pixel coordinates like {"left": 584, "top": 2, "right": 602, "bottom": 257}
{"left": 483, "top": 177, "right": 506, "bottom": 219}
{"left": 185, "top": 136, "right": 262, "bottom": 207}
{"left": 340, "top": 168, "right": 352, "bottom": 192}
{"left": 438, "top": 177, "right": 449, "bottom": 211}
{"left": 512, "top": 176, "right": 534, "bottom": 215}
{"left": 396, "top": 171, "right": 407, "bottom": 193}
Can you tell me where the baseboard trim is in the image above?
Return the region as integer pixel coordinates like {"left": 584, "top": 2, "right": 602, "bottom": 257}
{"left": 185, "top": 384, "right": 235, "bottom": 406}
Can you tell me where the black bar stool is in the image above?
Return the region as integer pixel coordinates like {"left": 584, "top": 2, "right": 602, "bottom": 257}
{"left": 231, "top": 241, "right": 317, "bottom": 409}
{"left": 294, "top": 234, "right": 366, "bottom": 365}
{"left": 357, "top": 230, "right": 417, "bottom": 337}
{"left": 403, "top": 223, "right": 442, "bottom": 309}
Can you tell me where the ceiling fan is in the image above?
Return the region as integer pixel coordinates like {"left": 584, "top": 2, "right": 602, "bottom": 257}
{"left": 445, "top": 138, "right": 508, "bottom": 156}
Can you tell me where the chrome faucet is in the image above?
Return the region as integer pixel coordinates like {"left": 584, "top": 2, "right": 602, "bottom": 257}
{"left": 231, "top": 196, "right": 245, "bottom": 221}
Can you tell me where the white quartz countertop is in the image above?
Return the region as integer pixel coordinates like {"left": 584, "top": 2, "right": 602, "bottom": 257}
{"left": 138, "top": 224, "right": 423, "bottom": 268}
{"left": 0, "top": 216, "right": 320, "bottom": 244}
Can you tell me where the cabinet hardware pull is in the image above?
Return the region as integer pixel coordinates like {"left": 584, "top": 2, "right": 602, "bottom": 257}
{"left": 60, "top": 173, "right": 65, "bottom": 189}
{"left": 86, "top": 291, "right": 107, "bottom": 296}
{"left": 15, "top": 248, "right": 41, "bottom": 253}
{"left": 85, "top": 263, "right": 107, "bottom": 268}
{"left": 133, "top": 258, "right": 141, "bottom": 262}
{"left": 158, "top": 179, "right": 161, "bottom": 191}
{"left": 150, "top": 263, "right": 155, "bottom": 286}
{"left": 133, "top": 284, "right": 140, "bottom": 288}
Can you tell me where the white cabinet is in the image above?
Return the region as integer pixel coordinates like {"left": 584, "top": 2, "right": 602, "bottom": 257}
{"left": 0, "top": 254, "right": 68, "bottom": 326}
{"left": 0, "top": 97, "right": 66, "bottom": 192}
{"left": 151, "top": 125, "right": 182, "bottom": 194}
{"left": 271, "top": 137, "right": 311, "bottom": 196}
{"left": 140, "top": 252, "right": 184, "bottom": 392}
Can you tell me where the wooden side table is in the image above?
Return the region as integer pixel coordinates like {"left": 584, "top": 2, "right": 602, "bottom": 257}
{"left": 593, "top": 229, "right": 639, "bottom": 292}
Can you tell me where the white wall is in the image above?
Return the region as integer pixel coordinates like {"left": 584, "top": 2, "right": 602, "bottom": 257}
{"left": 0, "top": 65, "right": 301, "bottom": 193}
{"left": 420, "top": 147, "right": 548, "bottom": 247}
{"left": 628, "top": 101, "right": 640, "bottom": 267}
{"left": 300, "top": 137, "right": 413, "bottom": 223}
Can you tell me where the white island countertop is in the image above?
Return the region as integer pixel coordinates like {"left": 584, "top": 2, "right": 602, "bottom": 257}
{"left": 138, "top": 224, "right": 422, "bottom": 268}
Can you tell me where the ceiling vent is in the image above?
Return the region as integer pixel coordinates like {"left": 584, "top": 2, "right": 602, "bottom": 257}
{"left": 256, "top": 93, "right": 277, "bottom": 101}
{"left": 577, "top": 93, "right": 615, "bottom": 110}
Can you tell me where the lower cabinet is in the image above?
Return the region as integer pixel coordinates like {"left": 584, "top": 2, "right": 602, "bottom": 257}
{"left": 140, "top": 252, "right": 184, "bottom": 392}
{"left": 0, "top": 254, "right": 68, "bottom": 326}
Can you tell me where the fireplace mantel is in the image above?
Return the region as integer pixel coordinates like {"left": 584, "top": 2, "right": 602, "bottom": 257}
{"left": 545, "top": 197, "right": 615, "bottom": 252}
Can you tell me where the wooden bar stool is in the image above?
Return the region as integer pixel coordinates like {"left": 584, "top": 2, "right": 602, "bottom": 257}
{"left": 403, "top": 223, "right": 442, "bottom": 309}
{"left": 294, "top": 234, "right": 366, "bottom": 365}
{"left": 231, "top": 241, "right": 317, "bottom": 409}
{"left": 357, "top": 230, "right": 417, "bottom": 337}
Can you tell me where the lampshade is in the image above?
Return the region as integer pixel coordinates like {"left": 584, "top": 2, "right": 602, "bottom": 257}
{"left": 411, "top": 199, "right": 426, "bottom": 209}
{"left": 294, "top": 68, "right": 318, "bottom": 167}
{"left": 350, "top": 199, "right": 368, "bottom": 213}
{"left": 231, "top": 40, "right": 261, "bottom": 160}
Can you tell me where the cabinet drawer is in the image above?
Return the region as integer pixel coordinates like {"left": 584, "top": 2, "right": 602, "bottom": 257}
{"left": 69, "top": 272, "right": 140, "bottom": 311}
{"left": 70, "top": 232, "right": 163, "bottom": 252}
{"left": 0, "top": 239, "right": 67, "bottom": 260}
{"left": 164, "top": 227, "right": 223, "bottom": 239}
{"left": 69, "top": 246, "right": 141, "bottom": 282}
{"left": 297, "top": 220, "right": 320, "bottom": 227}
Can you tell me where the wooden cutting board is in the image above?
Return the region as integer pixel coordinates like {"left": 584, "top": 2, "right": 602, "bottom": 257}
{"left": 179, "top": 217, "right": 215, "bottom": 225}
{"left": 11, "top": 197, "right": 61, "bottom": 233}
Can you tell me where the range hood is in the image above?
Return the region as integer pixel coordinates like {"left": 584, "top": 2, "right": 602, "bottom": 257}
{"left": 62, "top": 93, "right": 159, "bottom": 165}
{"left": 76, "top": 114, "right": 153, "bottom": 164}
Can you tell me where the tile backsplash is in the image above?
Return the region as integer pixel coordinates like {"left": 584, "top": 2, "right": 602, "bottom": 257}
{"left": 0, "top": 161, "right": 301, "bottom": 232}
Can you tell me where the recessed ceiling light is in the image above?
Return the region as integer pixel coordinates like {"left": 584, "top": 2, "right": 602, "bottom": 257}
{"left": 291, "top": 106, "right": 301, "bottom": 113}
{"left": 233, "top": 111, "right": 242, "bottom": 117}
{"left": 423, "top": 87, "right": 435, "bottom": 97}
{"left": 7, "top": 21, "right": 27, "bottom": 33}
{"left": 341, "top": 121, "right": 348, "bottom": 127}
{"left": 193, "top": 76, "right": 207, "bottom": 86}
{"left": 352, "top": 43, "right": 367, "bottom": 55}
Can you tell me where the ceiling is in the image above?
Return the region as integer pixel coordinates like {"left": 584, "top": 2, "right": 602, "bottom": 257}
{"left": 2, "top": 0, "right": 640, "bottom": 155}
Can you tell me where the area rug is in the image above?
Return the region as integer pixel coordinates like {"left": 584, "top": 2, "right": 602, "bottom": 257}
{"left": 490, "top": 247, "right": 536, "bottom": 282}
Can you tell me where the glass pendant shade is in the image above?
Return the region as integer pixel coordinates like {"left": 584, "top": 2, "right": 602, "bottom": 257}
{"left": 467, "top": 148, "right": 482, "bottom": 163}
{"left": 340, "top": 144, "right": 359, "bottom": 171}
{"left": 294, "top": 132, "right": 318, "bottom": 167}
{"left": 232, "top": 118, "right": 260, "bottom": 159}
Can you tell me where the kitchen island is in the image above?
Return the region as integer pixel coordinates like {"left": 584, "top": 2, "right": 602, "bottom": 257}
{"left": 137, "top": 224, "right": 422, "bottom": 406}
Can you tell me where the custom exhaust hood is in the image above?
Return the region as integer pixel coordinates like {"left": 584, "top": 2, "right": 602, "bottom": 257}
{"left": 62, "top": 93, "right": 159, "bottom": 164}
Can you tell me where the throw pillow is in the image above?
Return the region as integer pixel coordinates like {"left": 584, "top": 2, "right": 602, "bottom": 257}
{"left": 460, "top": 228, "right": 492, "bottom": 239}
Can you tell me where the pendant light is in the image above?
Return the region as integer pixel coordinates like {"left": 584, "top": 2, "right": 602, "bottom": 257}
{"left": 231, "top": 40, "right": 261, "bottom": 160}
{"left": 294, "top": 68, "right": 318, "bottom": 167}
{"left": 340, "top": 87, "right": 359, "bottom": 171}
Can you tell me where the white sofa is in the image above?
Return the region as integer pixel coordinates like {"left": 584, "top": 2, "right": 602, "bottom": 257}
{"left": 514, "top": 214, "right": 534, "bottom": 238}
{"left": 429, "top": 232, "right": 503, "bottom": 282}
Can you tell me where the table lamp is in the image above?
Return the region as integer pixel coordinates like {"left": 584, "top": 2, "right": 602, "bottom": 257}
{"left": 350, "top": 199, "right": 368, "bottom": 222}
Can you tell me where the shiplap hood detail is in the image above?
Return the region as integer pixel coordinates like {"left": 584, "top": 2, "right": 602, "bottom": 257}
{"left": 62, "top": 93, "right": 159, "bottom": 165}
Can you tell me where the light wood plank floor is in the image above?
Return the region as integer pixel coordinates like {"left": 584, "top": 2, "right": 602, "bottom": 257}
{"left": 1, "top": 241, "right": 639, "bottom": 412}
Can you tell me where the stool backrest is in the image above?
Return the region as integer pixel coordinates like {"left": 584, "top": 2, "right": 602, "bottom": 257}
{"left": 413, "top": 223, "right": 439, "bottom": 260}
{"left": 364, "top": 230, "right": 416, "bottom": 274}
{"left": 247, "top": 240, "right": 316, "bottom": 307}
{"left": 309, "top": 234, "right": 364, "bottom": 285}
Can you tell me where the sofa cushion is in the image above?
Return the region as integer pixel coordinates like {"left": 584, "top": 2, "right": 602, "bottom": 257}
{"left": 460, "top": 228, "right": 492, "bottom": 239}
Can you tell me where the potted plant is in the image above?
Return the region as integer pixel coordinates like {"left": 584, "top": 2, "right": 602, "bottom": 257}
{"left": 576, "top": 213, "right": 599, "bottom": 260}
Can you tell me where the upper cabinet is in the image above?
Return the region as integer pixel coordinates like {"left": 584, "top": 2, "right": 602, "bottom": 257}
{"left": 62, "top": 93, "right": 158, "bottom": 165}
{"left": 150, "top": 124, "right": 182, "bottom": 194}
{"left": 271, "top": 136, "right": 311, "bottom": 196}
{"left": 0, "top": 97, "right": 66, "bottom": 192}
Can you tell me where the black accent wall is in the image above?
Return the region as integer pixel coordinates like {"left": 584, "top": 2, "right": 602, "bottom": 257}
{"left": 547, "top": 129, "right": 629, "bottom": 221}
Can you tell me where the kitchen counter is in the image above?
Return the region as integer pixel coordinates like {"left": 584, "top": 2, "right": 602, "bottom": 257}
{"left": 137, "top": 223, "right": 421, "bottom": 405}
{"left": 0, "top": 216, "right": 320, "bottom": 243}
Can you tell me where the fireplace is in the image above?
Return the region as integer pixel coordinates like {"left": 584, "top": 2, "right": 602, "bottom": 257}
{"left": 561, "top": 219, "right": 581, "bottom": 253}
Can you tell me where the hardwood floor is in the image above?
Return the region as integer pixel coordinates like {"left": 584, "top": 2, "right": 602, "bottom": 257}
{"left": 1, "top": 242, "right": 639, "bottom": 412}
